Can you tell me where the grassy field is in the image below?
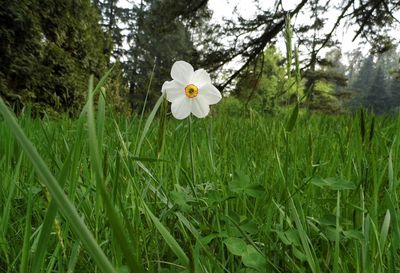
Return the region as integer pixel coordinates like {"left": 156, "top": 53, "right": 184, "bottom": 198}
{"left": 1, "top": 90, "right": 400, "bottom": 273}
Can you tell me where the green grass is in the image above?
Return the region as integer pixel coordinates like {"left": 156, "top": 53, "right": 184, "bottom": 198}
{"left": 1, "top": 92, "right": 400, "bottom": 273}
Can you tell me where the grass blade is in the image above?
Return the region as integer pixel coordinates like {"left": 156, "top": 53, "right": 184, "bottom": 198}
{"left": 86, "top": 76, "right": 144, "bottom": 273}
{"left": 286, "top": 103, "right": 299, "bottom": 132}
{"left": 142, "top": 202, "right": 190, "bottom": 266}
{"left": 379, "top": 210, "right": 391, "bottom": 251}
{"left": 135, "top": 94, "right": 165, "bottom": 156}
{"left": 0, "top": 96, "right": 117, "bottom": 273}
{"left": 67, "top": 240, "right": 81, "bottom": 273}
{"left": 19, "top": 185, "right": 33, "bottom": 273}
{"left": 31, "top": 118, "right": 86, "bottom": 273}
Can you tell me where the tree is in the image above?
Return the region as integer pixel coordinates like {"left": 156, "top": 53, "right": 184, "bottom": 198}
{"left": 297, "top": 0, "right": 336, "bottom": 101}
{"left": 234, "top": 46, "right": 299, "bottom": 114}
{"left": 93, "top": 0, "right": 129, "bottom": 62}
{"left": 388, "top": 76, "right": 400, "bottom": 109}
{"left": 0, "top": 0, "right": 108, "bottom": 115}
{"left": 124, "top": 0, "right": 211, "bottom": 111}
{"left": 352, "top": 55, "right": 375, "bottom": 94}
{"left": 304, "top": 48, "right": 347, "bottom": 113}
{"left": 89, "top": 0, "right": 400, "bottom": 112}
{"left": 348, "top": 51, "right": 399, "bottom": 113}
{"left": 346, "top": 48, "right": 364, "bottom": 87}
{"left": 364, "top": 64, "right": 389, "bottom": 113}
{"left": 204, "top": 0, "right": 400, "bottom": 95}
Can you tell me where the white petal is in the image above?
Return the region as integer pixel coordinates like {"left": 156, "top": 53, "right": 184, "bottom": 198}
{"left": 171, "top": 96, "right": 191, "bottom": 120}
{"left": 191, "top": 69, "right": 211, "bottom": 87}
{"left": 162, "top": 80, "right": 185, "bottom": 102}
{"left": 198, "top": 83, "right": 222, "bottom": 105}
{"left": 161, "top": 80, "right": 175, "bottom": 93}
{"left": 191, "top": 96, "right": 210, "bottom": 118}
{"left": 171, "top": 61, "right": 194, "bottom": 85}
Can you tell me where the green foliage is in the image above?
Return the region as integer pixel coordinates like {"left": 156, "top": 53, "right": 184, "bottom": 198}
{"left": 125, "top": 0, "right": 211, "bottom": 111}
{"left": 215, "top": 96, "right": 243, "bottom": 117}
{"left": 305, "top": 80, "right": 343, "bottom": 113}
{"left": 93, "top": 0, "right": 127, "bottom": 62}
{"left": 0, "top": 0, "right": 108, "bottom": 116}
{"left": 2, "top": 106, "right": 400, "bottom": 272}
{"left": 349, "top": 49, "right": 400, "bottom": 113}
{"left": 234, "top": 46, "right": 300, "bottom": 114}
{"left": 302, "top": 48, "right": 348, "bottom": 114}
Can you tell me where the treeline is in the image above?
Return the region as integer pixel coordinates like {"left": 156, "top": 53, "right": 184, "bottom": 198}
{"left": 0, "top": 0, "right": 108, "bottom": 116}
{"left": 348, "top": 49, "right": 400, "bottom": 114}
{"left": 0, "top": 0, "right": 214, "bottom": 115}
{"left": 1, "top": 0, "right": 400, "bottom": 116}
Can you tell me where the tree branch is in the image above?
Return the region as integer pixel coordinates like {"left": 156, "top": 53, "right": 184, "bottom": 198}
{"left": 219, "top": 0, "right": 309, "bottom": 91}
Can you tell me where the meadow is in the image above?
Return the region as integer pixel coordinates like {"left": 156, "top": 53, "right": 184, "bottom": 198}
{"left": 1, "top": 85, "right": 400, "bottom": 273}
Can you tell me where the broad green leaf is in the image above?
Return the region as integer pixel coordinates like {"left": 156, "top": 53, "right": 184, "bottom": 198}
{"left": 319, "top": 214, "right": 337, "bottom": 226}
{"left": 285, "top": 229, "right": 301, "bottom": 246}
{"left": 240, "top": 220, "right": 259, "bottom": 235}
{"left": 242, "top": 245, "right": 266, "bottom": 272}
{"left": 229, "top": 172, "right": 266, "bottom": 198}
{"left": 171, "top": 190, "right": 192, "bottom": 212}
{"left": 224, "top": 237, "right": 247, "bottom": 256}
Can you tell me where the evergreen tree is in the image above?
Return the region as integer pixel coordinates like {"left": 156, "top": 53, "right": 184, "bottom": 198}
{"left": 389, "top": 77, "right": 400, "bottom": 109}
{"left": 364, "top": 64, "right": 388, "bottom": 113}
{"left": 93, "top": 0, "right": 128, "bottom": 62}
{"left": 352, "top": 56, "right": 375, "bottom": 93}
{"left": 346, "top": 48, "right": 364, "bottom": 87}
{"left": 349, "top": 52, "right": 399, "bottom": 113}
{"left": 0, "top": 0, "right": 108, "bottom": 115}
{"left": 298, "top": 0, "right": 336, "bottom": 101}
{"left": 305, "top": 48, "right": 347, "bottom": 113}
{"left": 205, "top": 0, "right": 400, "bottom": 93}
{"left": 125, "top": 0, "right": 211, "bottom": 111}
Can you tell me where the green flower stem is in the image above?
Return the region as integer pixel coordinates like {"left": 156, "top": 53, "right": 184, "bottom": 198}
{"left": 188, "top": 114, "right": 197, "bottom": 198}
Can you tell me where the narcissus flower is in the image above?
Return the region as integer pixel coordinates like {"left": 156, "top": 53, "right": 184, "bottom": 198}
{"left": 162, "top": 61, "right": 222, "bottom": 119}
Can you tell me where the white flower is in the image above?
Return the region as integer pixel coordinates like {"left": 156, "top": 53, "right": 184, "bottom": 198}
{"left": 161, "top": 61, "right": 222, "bottom": 120}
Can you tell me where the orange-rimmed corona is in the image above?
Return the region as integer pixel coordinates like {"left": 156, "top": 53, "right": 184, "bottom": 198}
{"left": 184, "top": 84, "right": 198, "bottom": 98}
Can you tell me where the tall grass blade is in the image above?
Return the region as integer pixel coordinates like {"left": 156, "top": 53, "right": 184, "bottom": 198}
{"left": 86, "top": 76, "right": 143, "bottom": 273}
{"left": 333, "top": 191, "right": 340, "bottom": 273}
{"left": 379, "top": 210, "right": 391, "bottom": 251}
{"left": 31, "top": 118, "right": 86, "bottom": 273}
{"left": 67, "top": 240, "right": 81, "bottom": 273}
{"left": 19, "top": 185, "right": 33, "bottom": 273}
{"left": 135, "top": 94, "right": 164, "bottom": 156}
{"left": 142, "top": 202, "right": 190, "bottom": 266}
{"left": 286, "top": 103, "right": 299, "bottom": 132}
{"left": 289, "top": 198, "right": 320, "bottom": 273}
{"left": 0, "top": 95, "right": 117, "bottom": 273}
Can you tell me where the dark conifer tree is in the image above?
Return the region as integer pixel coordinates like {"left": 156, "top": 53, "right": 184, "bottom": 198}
{"left": 124, "top": 0, "right": 211, "bottom": 111}
{"left": 0, "top": 0, "right": 108, "bottom": 115}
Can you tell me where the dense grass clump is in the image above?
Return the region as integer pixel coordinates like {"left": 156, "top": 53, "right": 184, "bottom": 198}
{"left": 1, "top": 98, "right": 400, "bottom": 272}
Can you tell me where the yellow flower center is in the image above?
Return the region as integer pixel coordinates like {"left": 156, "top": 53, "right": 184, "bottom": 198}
{"left": 184, "top": 84, "right": 198, "bottom": 98}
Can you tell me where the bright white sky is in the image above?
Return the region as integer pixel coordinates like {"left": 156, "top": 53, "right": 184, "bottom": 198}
{"left": 208, "top": 0, "right": 365, "bottom": 60}
{"left": 119, "top": 0, "right": 399, "bottom": 65}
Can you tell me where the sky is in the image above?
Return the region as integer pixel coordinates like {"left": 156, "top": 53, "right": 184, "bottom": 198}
{"left": 208, "top": 0, "right": 366, "bottom": 62}
{"left": 119, "top": 0, "right": 400, "bottom": 65}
